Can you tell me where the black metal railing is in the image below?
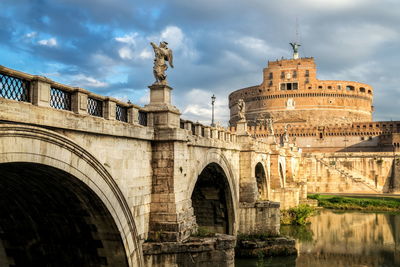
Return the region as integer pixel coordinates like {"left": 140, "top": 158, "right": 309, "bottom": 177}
{"left": 0, "top": 73, "right": 30, "bottom": 102}
{"left": 138, "top": 111, "right": 147, "bottom": 126}
{"left": 50, "top": 87, "right": 71, "bottom": 111}
{"left": 116, "top": 105, "right": 128, "bottom": 122}
{"left": 87, "top": 97, "right": 103, "bottom": 117}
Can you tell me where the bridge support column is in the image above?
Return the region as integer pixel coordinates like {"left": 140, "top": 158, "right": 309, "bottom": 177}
{"left": 270, "top": 153, "right": 283, "bottom": 190}
{"left": 239, "top": 150, "right": 258, "bottom": 203}
{"left": 146, "top": 84, "right": 196, "bottom": 242}
{"left": 148, "top": 140, "right": 196, "bottom": 242}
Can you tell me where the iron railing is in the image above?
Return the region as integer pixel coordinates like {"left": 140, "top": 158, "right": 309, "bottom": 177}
{"left": 138, "top": 111, "right": 147, "bottom": 126}
{"left": 0, "top": 73, "right": 30, "bottom": 102}
{"left": 116, "top": 105, "right": 128, "bottom": 122}
{"left": 87, "top": 97, "right": 103, "bottom": 117}
{"left": 50, "top": 87, "right": 71, "bottom": 111}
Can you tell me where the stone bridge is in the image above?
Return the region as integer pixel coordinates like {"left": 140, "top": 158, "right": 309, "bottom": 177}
{"left": 0, "top": 66, "right": 305, "bottom": 266}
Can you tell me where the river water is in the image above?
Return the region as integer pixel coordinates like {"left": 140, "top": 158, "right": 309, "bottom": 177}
{"left": 236, "top": 209, "right": 400, "bottom": 267}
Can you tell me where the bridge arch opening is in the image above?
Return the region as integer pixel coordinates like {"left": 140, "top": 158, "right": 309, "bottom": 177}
{"left": 255, "top": 162, "right": 268, "bottom": 200}
{"left": 191, "top": 163, "right": 234, "bottom": 235}
{"left": 0, "top": 162, "right": 129, "bottom": 267}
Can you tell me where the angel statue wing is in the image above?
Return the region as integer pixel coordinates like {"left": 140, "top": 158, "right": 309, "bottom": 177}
{"left": 167, "top": 48, "right": 174, "bottom": 68}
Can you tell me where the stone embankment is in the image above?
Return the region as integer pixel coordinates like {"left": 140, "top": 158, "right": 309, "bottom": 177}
{"left": 143, "top": 234, "right": 236, "bottom": 267}
{"left": 235, "top": 236, "right": 297, "bottom": 258}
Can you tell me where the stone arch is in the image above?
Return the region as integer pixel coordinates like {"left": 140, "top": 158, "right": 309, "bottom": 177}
{"left": 188, "top": 150, "right": 238, "bottom": 235}
{"left": 270, "top": 155, "right": 286, "bottom": 190}
{"left": 0, "top": 124, "right": 143, "bottom": 267}
{"left": 255, "top": 162, "right": 269, "bottom": 200}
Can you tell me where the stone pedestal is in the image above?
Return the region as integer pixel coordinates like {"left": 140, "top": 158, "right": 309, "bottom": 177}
{"left": 236, "top": 120, "right": 248, "bottom": 136}
{"left": 149, "top": 84, "right": 172, "bottom": 105}
{"left": 145, "top": 84, "right": 181, "bottom": 128}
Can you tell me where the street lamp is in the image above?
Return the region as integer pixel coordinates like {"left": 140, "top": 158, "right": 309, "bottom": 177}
{"left": 211, "top": 94, "right": 216, "bottom": 127}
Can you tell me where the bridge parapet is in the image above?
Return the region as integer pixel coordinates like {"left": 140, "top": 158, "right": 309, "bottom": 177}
{"left": 0, "top": 65, "right": 149, "bottom": 127}
{"left": 180, "top": 119, "right": 238, "bottom": 144}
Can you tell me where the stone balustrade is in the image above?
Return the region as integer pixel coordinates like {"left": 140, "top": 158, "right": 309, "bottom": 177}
{"left": 180, "top": 119, "right": 237, "bottom": 143}
{"left": 0, "top": 65, "right": 148, "bottom": 126}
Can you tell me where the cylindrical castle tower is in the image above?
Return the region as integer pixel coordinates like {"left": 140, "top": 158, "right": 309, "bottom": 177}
{"left": 229, "top": 55, "right": 374, "bottom": 126}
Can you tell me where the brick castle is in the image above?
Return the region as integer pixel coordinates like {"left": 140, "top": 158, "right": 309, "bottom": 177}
{"left": 229, "top": 45, "right": 400, "bottom": 153}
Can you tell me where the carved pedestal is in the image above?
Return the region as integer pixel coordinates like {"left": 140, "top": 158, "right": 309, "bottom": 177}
{"left": 145, "top": 84, "right": 180, "bottom": 128}
{"left": 236, "top": 120, "right": 248, "bottom": 136}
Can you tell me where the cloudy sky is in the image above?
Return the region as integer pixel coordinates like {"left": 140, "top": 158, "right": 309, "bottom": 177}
{"left": 1, "top": 0, "right": 399, "bottom": 125}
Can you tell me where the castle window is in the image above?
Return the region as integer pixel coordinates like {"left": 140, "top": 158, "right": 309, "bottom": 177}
{"left": 305, "top": 78, "right": 309, "bottom": 84}
{"left": 368, "top": 90, "right": 372, "bottom": 94}
{"left": 337, "top": 85, "right": 342, "bottom": 90}
{"left": 280, "top": 71, "right": 285, "bottom": 79}
{"left": 318, "top": 85, "right": 323, "bottom": 89}
{"left": 293, "top": 70, "right": 297, "bottom": 78}
{"left": 359, "top": 87, "right": 366, "bottom": 92}
{"left": 308, "top": 86, "right": 312, "bottom": 89}
{"left": 280, "top": 82, "right": 298, "bottom": 91}
{"left": 346, "top": 85, "right": 355, "bottom": 91}
{"left": 360, "top": 137, "right": 365, "bottom": 141}
{"left": 269, "top": 81, "right": 273, "bottom": 86}
{"left": 269, "top": 72, "right": 273, "bottom": 79}
{"left": 305, "top": 70, "right": 309, "bottom": 77}
{"left": 328, "top": 86, "right": 332, "bottom": 89}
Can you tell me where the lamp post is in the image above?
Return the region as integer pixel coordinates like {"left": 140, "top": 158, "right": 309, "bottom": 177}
{"left": 211, "top": 94, "right": 216, "bottom": 127}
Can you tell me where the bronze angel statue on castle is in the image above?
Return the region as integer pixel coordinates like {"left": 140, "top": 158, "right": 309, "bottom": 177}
{"left": 150, "top": 41, "right": 174, "bottom": 85}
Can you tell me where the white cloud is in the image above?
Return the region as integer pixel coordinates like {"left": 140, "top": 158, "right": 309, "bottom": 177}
{"left": 300, "top": 0, "right": 366, "bottom": 10}
{"left": 235, "top": 36, "right": 287, "bottom": 58}
{"left": 139, "top": 48, "right": 152, "bottom": 59}
{"left": 160, "top": 26, "right": 184, "bottom": 50}
{"left": 115, "top": 33, "right": 138, "bottom": 46}
{"left": 138, "top": 90, "right": 149, "bottom": 105}
{"left": 118, "top": 47, "right": 134, "bottom": 60}
{"left": 25, "top": 32, "right": 37, "bottom": 38}
{"left": 70, "top": 74, "right": 108, "bottom": 88}
{"left": 181, "top": 89, "right": 229, "bottom": 126}
{"left": 38, "top": 37, "right": 57, "bottom": 47}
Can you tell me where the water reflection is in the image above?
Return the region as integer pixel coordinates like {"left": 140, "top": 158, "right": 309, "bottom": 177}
{"left": 236, "top": 210, "right": 400, "bottom": 267}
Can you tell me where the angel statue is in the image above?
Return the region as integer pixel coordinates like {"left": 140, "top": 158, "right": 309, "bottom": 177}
{"left": 289, "top": 42, "right": 300, "bottom": 54}
{"left": 266, "top": 118, "right": 274, "bottom": 136}
{"left": 150, "top": 41, "right": 174, "bottom": 85}
{"left": 237, "top": 99, "right": 246, "bottom": 121}
{"left": 289, "top": 42, "right": 301, "bottom": 59}
{"left": 283, "top": 124, "right": 291, "bottom": 143}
